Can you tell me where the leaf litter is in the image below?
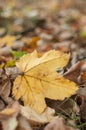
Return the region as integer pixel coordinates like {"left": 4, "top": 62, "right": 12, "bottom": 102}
{"left": 0, "top": 0, "right": 86, "bottom": 130}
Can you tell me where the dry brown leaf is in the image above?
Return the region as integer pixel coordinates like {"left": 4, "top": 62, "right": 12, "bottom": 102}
{"left": 77, "top": 86, "right": 86, "bottom": 99}
{"left": 29, "top": 37, "right": 40, "bottom": 48}
{"left": 0, "top": 69, "right": 11, "bottom": 104}
{"left": 0, "top": 102, "right": 20, "bottom": 120}
{"left": 1, "top": 117, "right": 18, "bottom": 130}
{"left": 0, "top": 102, "right": 20, "bottom": 130}
{"left": 80, "top": 100, "right": 86, "bottom": 120}
{"left": 64, "top": 61, "right": 84, "bottom": 83}
{"left": 0, "top": 100, "right": 5, "bottom": 111}
{"left": 46, "top": 98, "right": 75, "bottom": 116}
{"left": 81, "top": 70, "right": 86, "bottom": 85}
{"left": 12, "top": 50, "right": 78, "bottom": 113}
{"left": 16, "top": 116, "right": 32, "bottom": 130}
{"left": 44, "top": 117, "right": 77, "bottom": 130}
{"left": 22, "top": 36, "right": 40, "bottom": 48}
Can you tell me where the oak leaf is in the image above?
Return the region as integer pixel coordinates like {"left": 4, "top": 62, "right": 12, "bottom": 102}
{"left": 12, "top": 50, "right": 78, "bottom": 113}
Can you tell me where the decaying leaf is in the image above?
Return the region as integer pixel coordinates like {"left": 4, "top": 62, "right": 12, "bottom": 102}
{"left": 12, "top": 50, "right": 78, "bottom": 113}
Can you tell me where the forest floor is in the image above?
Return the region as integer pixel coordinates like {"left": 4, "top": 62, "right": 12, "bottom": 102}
{"left": 0, "top": 0, "right": 86, "bottom": 130}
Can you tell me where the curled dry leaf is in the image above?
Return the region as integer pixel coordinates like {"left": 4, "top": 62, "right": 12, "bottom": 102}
{"left": 64, "top": 61, "right": 84, "bottom": 83}
{"left": 16, "top": 116, "right": 32, "bottom": 130}
{"left": 12, "top": 50, "right": 78, "bottom": 113}
{"left": 20, "top": 106, "right": 55, "bottom": 124}
{"left": 64, "top": 61, "right": 86, "bottom": 85}
{"left": 0, "top": 69, "right": 11, "bottom": 103}
{"left": 0, "top": 108, "right": 16, "bottom": 120}
{"left": 1, "top": 117, "right": 18, "bottom": 130}
{"left": 0, "top": 102, "right": 20, "bottom": 130}
{"left": 0, "top": 102, "right": 20, "bottom": 120}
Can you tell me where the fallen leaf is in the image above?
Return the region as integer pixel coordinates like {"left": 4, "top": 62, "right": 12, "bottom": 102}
{"left": 12, "top": 50, "right": 78, "bottom": 113}
{"left": 0, "top": 69, "right": 11, "bottom": 101}
{"left": 0, "top": 47, "right": 12, "bottom": 56}
{"left": 5, "top": 67, "right": 20, "bottom": 80}
{"left": 21, "top": 106, "right": 55, "bottom": 124}
{"left": 0, "top": 108, "right": 16, "bottom": 118}
{"left": 12, "top": 40, "right": 25, "bottom": 50}
{"left": 64, "top": 61, "right": 84, "bottom": 83}
{"left": 81, "top": 70, "right": 86, "bottom": 85}
{"left": 0, "top": 102, "right": 20, "bottom": 120}
{"left": 29, "top": 37, "right": 40, "bottom": 48}
{"left": 44, "top": 117, "right": 77, "bottom": 130}
{"left": 80, "top": 100, "right": 86, "bottom": 121}
{"left": 0, "top": 35, "right": 16, "bottom": 47}
{"left": 16, "top": 116, "right": 32, "bottom": 130}
{"left": 5, "top": 60, "right": 16, "bottom": 68}
{"left": 0, "top": 100, "right": 5, "bottom": 111}
{"left": 64, "top": 61, "right": 86, "bottom": 84}
{"left": 0, "top": 102, "right": 20, "bottom": 130}
{"left": 11, "top": 50, "right": 27, "bottom": 59}
{"left": 46, "top": 98, "right": 75, "bottom": 117}
{"left": 77, "top": 86, "right": 86, "bottom": 99}
{"left": 1, "top": 117, "right": 18, "bottom": 130}
{"left": 22, "top": 36, "right": 40, "bottom": 49}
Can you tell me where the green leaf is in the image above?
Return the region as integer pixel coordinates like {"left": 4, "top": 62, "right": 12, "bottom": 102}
{"left": 11, "top": 50, "right": 27, "bottom": 59}
{"left": 5, "top": 59, "right": 16, "bottom": 67}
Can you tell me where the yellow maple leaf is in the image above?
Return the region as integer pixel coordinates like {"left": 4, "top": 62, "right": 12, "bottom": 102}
{"left": 12, "top": 50, "right": 78, "bottom": 113}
